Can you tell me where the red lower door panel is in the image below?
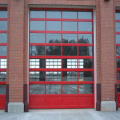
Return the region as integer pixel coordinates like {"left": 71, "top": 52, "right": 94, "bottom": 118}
{"left": 117, "top": 94, "right": 120, "bottom": 107}
{"left": 0, "top": 95, "right": 6, "bottom": 109}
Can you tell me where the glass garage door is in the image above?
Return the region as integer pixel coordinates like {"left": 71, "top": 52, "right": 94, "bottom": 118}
{"left": 29, "top": 8, "right": 94, "bottom": 108}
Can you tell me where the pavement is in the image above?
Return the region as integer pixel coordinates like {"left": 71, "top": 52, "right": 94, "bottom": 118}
{"left": 0, "top": 109, "right": 120, "bottom": 120}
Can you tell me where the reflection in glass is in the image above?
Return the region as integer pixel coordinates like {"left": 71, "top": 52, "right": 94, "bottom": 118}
{"left": 63, "top": 59, "right": 77, "bottom": 68}
{"left": 79, "top": 84, "right": 93, "bottom": 94}
{"left": 116, "top": 34, "right": 120, "bottom": 44}
{"left": 47, "top": 11, "right": 61, "bottom": 18}
{"left": 30, "top": 71, "right": 45, "bottom": 81}
{"left": 46, "top": 71, "right": 61, "bottom": 81}
{"left": 30, "top": 46, "right": 45, "bottom": 56}
{"left": 47, "top": 21, "right": 61, "bottom": 31}
{"left": 78, "top": 34, "right": 92, "bottom": 44}
{"left": 30, "top": 59, "right": 45, "bottom": 68}
{"left": 63, "top": 22, "right": 77, "bottom": 31}
{"left": 117, "top": 59, "right": 120, "bottom": 68}
{"left": 116, "top": 12, "right": 120, "bottom": 20}
{"left": 62, "top": 71, "right": 77, "bottom": 81}
{"left": 0, "top": 85, "right": 6, "bottom": 94}
{"left": 0, "top": 46, "right": 7, "bottom": 56}
{"left": 79, "top": 72, "right": 93, "bottom": 81}
{"left": 79, "top": 46, "right": 92, "bottom": 56}
{"left": 78, "top": 12, "right": 92, "bottom": 19}
{"left": 116, "top": 23, "right": 120, "bottom": 32}
{"left": 46, "top": 34, "right": 61, "bottom": 43}
{"left": 46, "top": 59, "right": 61, "bottom": 68}
{"left": 79, "top": 59, "right": 93, "bottom": 68}
{"left": 0, "top": 10, "right": 7, "bottom": 18}
{"left": 30, "top": 33, "right": 45, "bottom": 43}
{"left": 30, "top": 84, "right": 45, "bottom": 94}
{"left": 30, "top": 10, "right": 45, "bottom": 18}
{"left": 0, "top": 33, "right": 7, "bottom": 43}
{"left": 0, "top": 72, "right": 6, "bottom": 82}
{"left": 117, "top": 46, "right": 120, "bottom": 56}
{"left": 46, "top": 84, "right": 61, "bottom": 94}
{"left": 63, "top": 46, "right": 77, "bottom": 56}
{"left": 0, "top": 21, "right": 7, "bottom": 30}
{"left": 0, "top": 59, "right": 7, "bottom": 68}
{"left": 117, "top": 71, "right": 120, "bottom": 80}
{"left": 78, "top": 22, "right": 92, "bottom": 31}
{"left": 62, "top": 11, "right": 77, "bottom": 19}
{"left": 30, "top": 21, "right": 45, "bottom": 30}
{"left": 62, "top": 34, "right": 77, "bottom": 43}
{"left": 46, "top": 46, "right": 61, "bottom": 56}
{"left": 62, "top": 84, "right": 77, "bottom": 94}
{"left": 117, "top": 84, "right": 120, "bottom": 93}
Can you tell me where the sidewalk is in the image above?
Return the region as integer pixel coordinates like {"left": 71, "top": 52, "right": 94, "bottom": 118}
{"left": 0, "top": 109, "right": 120, "bottom": 120}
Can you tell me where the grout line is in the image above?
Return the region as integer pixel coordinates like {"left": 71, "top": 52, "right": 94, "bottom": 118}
{"left": 81, "top": 111, "right": 87, "bottom": 120}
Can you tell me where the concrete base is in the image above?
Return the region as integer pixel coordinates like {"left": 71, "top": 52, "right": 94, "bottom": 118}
{"left": 8, "top": 102, "right": 24, "bottom": 113}
{"left": 101, "top": 101, "right": 116, "bottom": 111}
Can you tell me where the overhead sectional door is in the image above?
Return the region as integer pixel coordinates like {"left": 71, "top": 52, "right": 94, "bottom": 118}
{"left": 29, "top": 8, "right": 94, "bottom": 109}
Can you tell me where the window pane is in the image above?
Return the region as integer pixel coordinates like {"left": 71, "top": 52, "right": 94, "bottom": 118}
{"left": 0, "top": 85, "right": 6, "bottom": 94}
{"left": 116, "top": 46, "right": 120, "bottom": 56}
{"left": 78, "top": 12, "right": 92, "bottom": 19}
{"left": 30, "top": 46, "right": 45, "bottom": 56}
{"left": 0, "top": 21, "right": 7, "bottom": 30}
{"left": 78, "top": 22, "right": 92, "bottom": 31}
{"left": 46, "top": 34, "right": 61, "bottom": 43}
{"left": 47, "top": 11, "right": 61, "bottom": 18}
{"left": 116, "top": 12, "right": 120, "bottom": 20}
{"left": 117, "top": 84, "right": 120, "bottom": 93}
{"left": 79, "top": 59, "right": 93, "bottom": 68}
{"left": 62, "top": 71, "right": 77, "bottom": 81}
{"left": 63, "top": 22, "right": 77, "bottom": 31}
{"left": 116, "top": 23, "right": 120, "bottom": 32}
{"left": 46, "top": 59, "right": 61, "bottom": 68}
{"left": 117, "top": 71, "right": 120, "bottom": 80}
{"left": 30, "top": 33, "right": 45, "bottom": 43}
{"left": 0, "top": 46, "right": 7, "bottom": 56}
{"left": 0, "top": 10, "right": 7, "bottom": 18}
{"left": 63, "top": 46, "right": 77, "bottom": 56}
{"left": 0, "top": 72, "right": 6, "bottom": 81}
{"left": 0, "top": 33, "right": 7, "bottom": 43}
{"left": 63, "top": 59, "right": 77, "bottom": 68}
{"left": 30, "top": 59, "right": 45, "bottom": 68}
{"left": 62, "top": 11, "right": 77, "bottom": 19}
{"left": 79, "top": 46, "right": 92, "bottom": 56}
{"left": 30, "top": 21, "right": 45, "bottom": 30}
{"left": 47, "top": 21, "right": 61, "bottom": 31}
{"left": 30, "top": 71, "right": 45, "bottom": 81}
{"left": 30, "top": 10, "right": 45, "bottom": 18}
{"left": 62, "top": 34, "right": 77, "bottom": 43}
{"left": 46, "top": 84, "right": 61, "bottom": 94}
{"left": 79, "top": 72, "right": 93, "bottom": 81}
{"left": 62, "top": 84, "right": 77, "bottom": 94}
{"left": 0, "top": 59, "right": 7, "bottom": 68}
{"left": 79, "top": 84, "right": 93, "bottom": 94}
{"left": 30, "top": 84, "right": 45, "bottom": 94}
{"left": 78, "top": 34, "right": 92, "bottom": 44}
{"left": 46, "top": 71, "right": 61, "bottom": 81}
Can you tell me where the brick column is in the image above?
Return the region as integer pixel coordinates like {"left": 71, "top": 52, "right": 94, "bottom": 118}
{"left": 7, "top": 0, "right": 25, "bottom": 112}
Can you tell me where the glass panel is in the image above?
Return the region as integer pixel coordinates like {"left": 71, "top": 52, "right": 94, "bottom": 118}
{"left": 62, "top": 34, "right": 77, "bottom": 43}
{"left": 47, "top": 11, "right": 61, "bottom": 18}
{"left": 30, "top": 10, "right": 45, "bottom": 18}
{"left": 63, "top": 59, "right": 77, "bottom": 68}
{"left": 30, "top": 71, "right": 45, "bottom": 81}
{"left": 0, "top": 10, "right": 7, "bottom": 18}
{"left": 0, "top": 21, "right": 7, "bottom": 30}
{"left": 62, "top": 11, "right": 77, "bottom": 19}
{"left": 79, "top": 46, "right": 92, "bottom": 56}
{"left": 116, "top": 46, "right": 120, "bottom": 56}
{"left": 79, "top": 72, "right": 93, "bottom": 81}
{"left": 46, "top": 46, "right": 61, "bottom": 56}
{"left": 30, "top": 33, "right": 45, "bottom": 43}
{"left": 78, "top": 34, "right": 92, "bottom": 44}
{"left": 30, "top": 46, "right": 45, "bottom": 56}
{"left": 78, "top": 12, "right": 92, "bottom": 19}
{"left": 79, "top": 59, "right": 93, "bottom": 68}
{"left": 116, "top": 34, "right": 120, "bottom": 44}
{"left": 116, "top": 23, "right": 120, "bottom": 32}
{"left": 62, "top": 71, "right": 77, "bottom": 81}
{"left": 79, "top": 84, "right": 93, "bottom": 94}
{"left": 78, "top": 22, "right": 92, "bottom": 31}
{"left": 46, "top": 71, "right": 61, "bottom": 81}
{"left": 30, "top": 59, "right": 45, "bottom": 68}
{"left": 0, "top": 85, "right": 6, "bottom": 94}
{"left": 116, "top": 12, "right": 120, "bottom": 20}
{"left": 63, "top": 22, "right": 77, "bottom": 31}
{"left": 46, "top": 84, "right": 61, "bottom": 94}
{"left": 63, "top": 46, "right": 77, "bottom": 56}
{"left": 0, "top": 59, "right": 7, "bottom": 68}
{"left": 30, "top": 84, "right": 45, "bottom": 94}
{"left": 0, "top": 33, "right": 7, "bottom": 43}
{"left": 46, "top": 34, "right": 61, "bottom": 43}
{"left": 47, "top": 21, "right": 61, "bottom": 31}
{"left": 0, "top": 72, "right": 6, "bottom": 81}
{"left": 0, "top": 46, "right": 7, "bottom": 56}
{"left": 117, "top": 71, "right": 120, "bottom": 80}
{"left": 62, "top": 84, "right": 77, "bottom": 94}
{"left": 30, "top": 21, "right": 45, "bottom": 30}
{"left": 117, "top": 84, "right": 120, "bottom": 93}
{"left": 46, "top": 59, "right": 61, "bottom": 68}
